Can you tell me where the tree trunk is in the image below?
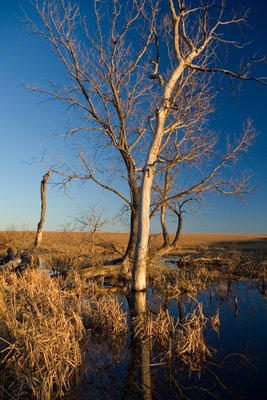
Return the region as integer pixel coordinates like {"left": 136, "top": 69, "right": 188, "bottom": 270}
{"left": 132, "top": 171, "right": 153, "bottom": 291}
{"left": 123, "top": 195, "right": 139, "bottom": 263}
{"left": 161, "top": 203, "right": 171, "bottom": 247}
{"left": 132, "top": 115, "right": 166, "bottom": 291}
{"left": 132, "top": 60, "right": 185, "bottom": 291}
{"left": 151, "top": 209, "right": 183, "bottom": 260}
{"left": 34, "top": 170, "right": 51, "bottom": 248}
{"left": 120, "top": 152, "right": 140, "bottom": 263}
{"left": 171, "top": 211, "right": 183, "bottom": 248}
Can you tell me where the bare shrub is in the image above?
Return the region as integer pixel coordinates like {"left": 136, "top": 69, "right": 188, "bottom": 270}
{"left": 43, "top": 231, "right": 94, "bottom": 271}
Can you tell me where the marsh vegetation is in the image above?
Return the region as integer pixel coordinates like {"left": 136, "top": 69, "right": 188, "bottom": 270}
{"left": 0, "top": 231, "right": 266, "bottom": 399}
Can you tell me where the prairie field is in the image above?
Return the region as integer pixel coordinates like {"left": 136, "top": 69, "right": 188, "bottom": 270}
{"left": 0, "top": 230, "right": 266, "bottom": 261}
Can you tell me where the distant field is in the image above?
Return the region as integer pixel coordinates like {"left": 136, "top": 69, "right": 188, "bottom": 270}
{"left": 0, "top": 231, "right": 266, "bottom": 259}
{"left": 94, "top": 232, "right": 267, "bottom": 255}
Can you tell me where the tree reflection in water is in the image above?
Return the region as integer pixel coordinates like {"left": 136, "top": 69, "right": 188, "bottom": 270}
{"left": 124, "top": 291, "right": 152, "bottom": 400}
{"left": 73, "top": 280, "right": 266, "bottom": 399}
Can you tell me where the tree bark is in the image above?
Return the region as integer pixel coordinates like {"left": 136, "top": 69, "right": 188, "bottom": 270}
{"left": 120, "top": 151, "right": 141, "bottom": 263}
{"left": 79, "top": 263, "right": 128, "bottom": 279}
{"left": 151, "top": 210, "right": 183, "bottom": 260}
{"left": 132, "top": 61, "right": 185, "bottom": 291}
{"left": 122, "top": 187, "right": 140, "bottom": 263}
{"left": 34, "top": 170, "right": 51, "bottom": 248}
{"left": 161, "top": 203, "right": 171, "bottom": 247}
{"left": 132, "top": 114, "right": 166, "bottom": 291}
{"left": 172, "top": 211, "right": 183, "bottom": 248}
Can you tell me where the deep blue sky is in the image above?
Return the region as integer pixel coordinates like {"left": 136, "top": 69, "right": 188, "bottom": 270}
{"left": 0, "top": 0, "right": 266, "bottom": 233}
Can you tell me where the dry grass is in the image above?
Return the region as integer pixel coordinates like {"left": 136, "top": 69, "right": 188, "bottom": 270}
{"left": 0, "top": 231, "right": 127, "bottom": 271}
{"left": 0, "top": 268, "right": 128, "bottom": 399}
{"left": 149, "top": 264, "right": 214, "bottom": 299}
{"left": 1, "top": 231, "right": 266, "bottom": 268}
{"left": 0, "top": 230, "right": 35, "bottom": 258}
{"left": 175, "top": 303, "right": 212, "bottom": 370}
{"left": 0, "top": 265, "right": 219, "bottom": 398}
{"left": 131, "top": 302, "right": 217, "bottom": 372}
{"left": 149, "top": 245, "right": 267, "bottom": 300}
{"left": 0, "top": 230, "right": 264, "bottom": 397}
{"left": 81, "top": 283, "right": 128, "bottom": 346}
{"left": 0, "top": 268, "right": 85, "bottom": 399}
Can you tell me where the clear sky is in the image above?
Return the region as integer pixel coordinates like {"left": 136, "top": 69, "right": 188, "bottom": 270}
{"left": 0, "top": 0, "right": 266, "bottom": 234}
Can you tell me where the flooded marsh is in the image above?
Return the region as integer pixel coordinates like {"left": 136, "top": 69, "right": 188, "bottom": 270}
{"left": 0, "top": 232, "right": 266, "bottom": 399}
{"left": 73, "top": 277, "right": 266, "bottom": 400}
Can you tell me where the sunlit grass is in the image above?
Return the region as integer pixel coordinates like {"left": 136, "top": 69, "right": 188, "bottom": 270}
{"left": 0, "top": 268, "right": 127, "bottom": 399}
{"left": 0, "top": 268, "right": 85, "bottom": 399}
{"left": 0, "top": 230, "right": 265, "bottom": 398}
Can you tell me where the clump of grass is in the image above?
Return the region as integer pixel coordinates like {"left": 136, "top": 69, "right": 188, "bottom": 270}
{"left": 82, "top": 293, "right": 128, "bottom": 346}
{"left": 176, "top": 267, "right": 212, "bottom": 295}
{"left": 150, "top": 265, "right": 213, "bottom": 299}
{"left": 0, "top": 268, "right": 85, "bottom": 399}
{"left": 132, "top": 302, "right": 217, "bottom": 372}
{"left": 132, "top": 309, "right": 175, "bottom": 348}
{"left": 149, "top": 266, "right": 182, "bottom": 300}
{"left": 175, "top": 303, "right": 212, "bottom": 370}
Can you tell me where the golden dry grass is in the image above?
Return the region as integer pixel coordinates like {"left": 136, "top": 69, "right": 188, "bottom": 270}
{"left": 0, "top": 268, "right": 128, "bottom": 399}
{"left": 0, "top": 230, "right": 127, "bottom": 271}
{"left": 1, "top": 230, "right": 266, "bottom": 253}
{"left": 131, "top": 301, "right": 216, "bottom": 372}
{"left": 0, "top": 268, "right": 85, "bottom": 399}
{"left": 150, "top": 232, "right": 267, "bottom": 257}
{"left": 1, "top": 230, "right": 266, "bottom": 271}
{"left": 0, "top": 230, "right": 265, "bottom": 398}
{"left": 0, "top": 265, "right": 220, "bottom": 399}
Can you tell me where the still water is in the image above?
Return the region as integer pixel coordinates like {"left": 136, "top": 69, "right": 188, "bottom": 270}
{"left": 73, "top": 279, "right": 266, "bottom": 399}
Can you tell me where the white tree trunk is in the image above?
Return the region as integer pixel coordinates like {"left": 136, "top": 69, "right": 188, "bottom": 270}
{"left": 132, "top": 63, "right": 185, "bottom": 291}
{"left": 132, "top": 114, "right": 166, "bottom": 291}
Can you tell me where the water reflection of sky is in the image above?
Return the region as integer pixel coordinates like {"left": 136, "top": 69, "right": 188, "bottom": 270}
{"left": 75, "top": 280, "right": 266, "bottom": 399}
{"left": 169, "top": 281, "right": 267, "bottom": 399}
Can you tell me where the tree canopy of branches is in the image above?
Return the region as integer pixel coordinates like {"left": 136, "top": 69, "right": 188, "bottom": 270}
{"left": 25, "top": 0, "right": 266, "bottom": 290}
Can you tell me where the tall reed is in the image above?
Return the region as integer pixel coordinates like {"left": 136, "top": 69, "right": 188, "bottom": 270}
{"left": 0, "top": 268, "right": 85, "bottom": 399}
{"left": 0, "top": 268, "right": 129, "bottom": 399}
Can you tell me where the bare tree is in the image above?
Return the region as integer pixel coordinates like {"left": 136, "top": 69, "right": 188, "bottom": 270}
{"left": 150, "top": 119, "right": 255, "bottom": 258}
{"left": 25, "top": 0, "right": 157, "bottom": 265}
{"left": 131, "top": 1, "right": 265, "bottom": 291}
{"left": 34, "top": 169, "right": 51, "bottom": 248}
{"left": 72, "top": 204, "right": 109, "bottom": 257}
{"left": 24, "top": 0, "right": 266, "bottom": 291}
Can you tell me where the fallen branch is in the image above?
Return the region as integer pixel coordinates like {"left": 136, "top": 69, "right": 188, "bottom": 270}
{"left": 79, "top": 263, "right": 130, "bottom": 279}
